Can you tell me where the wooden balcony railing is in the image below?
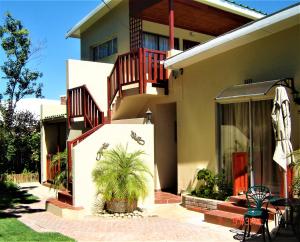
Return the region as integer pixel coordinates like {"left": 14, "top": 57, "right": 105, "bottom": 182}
{"left": 67, "top": 85, "right": 105, "bottom": 185}
{"left": 107, "top": 48, "right": 167, "bottom": 108}
{"left": 67, "top": 85, "right": 104, "bottom": 128}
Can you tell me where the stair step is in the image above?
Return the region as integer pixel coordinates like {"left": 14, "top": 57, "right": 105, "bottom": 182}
{"left": 58, "top": 190, "right": 73, "bottom": 205}
{"left": 217, "top": 202, "right": 247, "bottom": 215}
{"left": 204, "top": 210, "right": 262, "bottom": 232}
{"left": 229, "top": 195, "right": 247, "bottom": 206}
{"left": 217, "top": 202, "right": 276, "bottom": 220}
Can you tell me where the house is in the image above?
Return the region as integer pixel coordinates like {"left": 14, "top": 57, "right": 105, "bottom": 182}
{"left": 40, "top": 0, "right": 270, "bottom": 214}
{"left": 164, "top": 3, "right": 300, "bottom": 196}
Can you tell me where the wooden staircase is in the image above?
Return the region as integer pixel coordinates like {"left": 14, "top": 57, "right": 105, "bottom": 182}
{"left": 204, "top": 196, "right": 279, "bottom": 232}
{"left": 61, "top": 85, "right": 106, "bottom": 205}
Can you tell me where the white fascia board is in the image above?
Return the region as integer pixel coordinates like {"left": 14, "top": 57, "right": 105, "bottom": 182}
{"left": 66, "top": 0, "right": 113, "bottom": 39}
{"left": 200, "top": 0, "right": 265, "bottom": 20}
{"left": 164, "top": 5, "right": 300, "bottom": 70}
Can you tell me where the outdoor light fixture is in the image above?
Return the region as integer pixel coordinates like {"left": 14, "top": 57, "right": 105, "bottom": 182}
{"left": 145, "top": 108, "right": 152, "bottom": 124}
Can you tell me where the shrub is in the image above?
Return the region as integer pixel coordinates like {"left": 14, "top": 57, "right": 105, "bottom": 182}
{"left": 50, "top": 149, "right": 68, "bottom": 193}
{"left": 191, "top": 168, "right": 232, "bottom": 200}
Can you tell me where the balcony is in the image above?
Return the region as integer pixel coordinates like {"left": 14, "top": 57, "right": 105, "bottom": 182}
{"left": 107, "top": 48, "right": 168, "bottom": 118}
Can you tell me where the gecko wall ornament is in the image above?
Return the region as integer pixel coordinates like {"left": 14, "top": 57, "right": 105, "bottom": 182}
{"left": 96, "top": 143, "right": 110, "bottom": 161}
{"left": 130, "top": 131, "right": 145, "bottom": 145}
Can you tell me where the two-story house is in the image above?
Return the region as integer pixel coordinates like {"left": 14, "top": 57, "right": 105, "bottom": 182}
{"left": 40, "top": 0, "right": 265, "bottom": 214}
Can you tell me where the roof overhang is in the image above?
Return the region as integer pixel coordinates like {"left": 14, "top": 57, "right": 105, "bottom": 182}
{"left": 135, "top": 0, "right": 263, "bottom": 36}
{"left": 164, "top": 4, "right": 300, "bottom": 69}
{"left": 66, "top": 0, "right": 264, "bottom": 39}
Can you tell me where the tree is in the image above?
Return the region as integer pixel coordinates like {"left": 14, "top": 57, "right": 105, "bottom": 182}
{"left": 0, "top": 110, "right": 40, "bottom": 173}
{"left": 0, "top": 13, "right": 43, "bottom": 128}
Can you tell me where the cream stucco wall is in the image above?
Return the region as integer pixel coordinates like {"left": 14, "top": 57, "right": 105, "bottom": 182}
{"left": 79, "top": 1, "right": 214, "bottom": 63}
{"left": 80, "top": 0, "right": 129, "bottom": 63}
{"left": 111, "top": 24, "right": 300, "bottom": 193}
{"left": 40, "top": 103, "right": 66, "bottom": 183}
{"left": 172, "top": 25, "right": 300, "bottom": 192}
{"left": 66, "top": 59, "right": 113, "bottom": 117}
{"left": 41, "top": 103, "right": 66, "bottom": 120}
{"left": 72, "top": 124, "right": 154, "bottom": 214}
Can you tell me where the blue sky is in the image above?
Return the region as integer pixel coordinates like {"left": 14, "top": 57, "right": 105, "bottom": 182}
{"left": 0, "top": 0, "right": 299, "bottom": 100}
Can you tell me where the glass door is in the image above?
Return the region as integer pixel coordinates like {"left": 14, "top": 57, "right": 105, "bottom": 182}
{"left": 219, "top": 100, "right": 280, "bottom": 195}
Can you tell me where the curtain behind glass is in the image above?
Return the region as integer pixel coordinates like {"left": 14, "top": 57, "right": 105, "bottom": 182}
{"left": 159, "top": 36, "right": 169, "bottom": 51}
{"left": 220, "top": 102, "right": 249, "bottom": 182}
{"left": 143, "top": 33, "right": 157, "bottom": 50}
{"left": 252, "top": 100, "right": 280, "bottom": 194}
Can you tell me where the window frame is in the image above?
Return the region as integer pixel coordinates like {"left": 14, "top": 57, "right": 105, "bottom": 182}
{"left": 142, "top": 31, "right": 179, "bottom": 51}
{"left": 92, "top": 37, "right": 118, "bottom": 61}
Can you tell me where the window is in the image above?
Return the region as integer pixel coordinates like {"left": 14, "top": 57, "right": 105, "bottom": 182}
{"left": 142, "top": 32, "right": 179, "bottom": 51}
{"left": 93, "top": 38, "right": 117, "bottom": 61}
{"left": 183, "top": 39, "right": 200, "bottom": 51}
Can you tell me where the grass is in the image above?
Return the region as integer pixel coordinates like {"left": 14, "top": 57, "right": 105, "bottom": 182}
{"left": 0, "top": 218, "right": 74, "bottom": 242}
{"left": 0, "top": 179, "right": 75, "bottom": 241}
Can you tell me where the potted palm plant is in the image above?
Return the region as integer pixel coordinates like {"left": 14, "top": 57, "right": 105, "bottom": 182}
{"left": 92, "top": 144, "right": 152, "bottom": 213}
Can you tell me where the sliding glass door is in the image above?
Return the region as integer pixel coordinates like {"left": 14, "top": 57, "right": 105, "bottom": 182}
{"left": 219, "top": 100, "right": 280, "bottom": 195}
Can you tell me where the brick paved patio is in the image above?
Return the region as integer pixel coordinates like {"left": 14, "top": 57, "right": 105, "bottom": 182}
{"left": 9, "top": 183, "right": 299, "bottom": 242}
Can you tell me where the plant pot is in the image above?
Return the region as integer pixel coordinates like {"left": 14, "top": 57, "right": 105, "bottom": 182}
{"left": 106, "top": 198, "right": 137, "bottom": 213}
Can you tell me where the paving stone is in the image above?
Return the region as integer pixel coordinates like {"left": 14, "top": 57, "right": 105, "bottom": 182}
{"left": 13, "top": 183, "right": 294, "bottom": 242}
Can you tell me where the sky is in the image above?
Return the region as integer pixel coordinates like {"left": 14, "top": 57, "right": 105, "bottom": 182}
{"left": 0, "top": 0, "right": 299, "bottom": 100}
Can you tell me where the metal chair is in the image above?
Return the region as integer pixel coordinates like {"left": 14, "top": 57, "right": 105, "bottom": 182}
{"left": 243, "top": 185, "right": 272, "bottom": 242}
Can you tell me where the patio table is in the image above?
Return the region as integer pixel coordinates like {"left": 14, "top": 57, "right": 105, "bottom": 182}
{"left": 269, "top": 197, "right": 300, "bottom": 238}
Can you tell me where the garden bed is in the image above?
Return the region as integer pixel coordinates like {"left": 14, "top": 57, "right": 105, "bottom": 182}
{"left": 181, "top": 194, "right": 222, "bottom": 210}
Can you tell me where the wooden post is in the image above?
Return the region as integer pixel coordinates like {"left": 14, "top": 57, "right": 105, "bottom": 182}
{"left": 169, "top": 0, "right": 174, "bottom": 50}
{"left": 107, "top": 77, "right": 112, "bottom": 122}
{"left": 138, "top": 48, "right": 144, "bottom": 94}
{"left": 67, "top": 90, "right": 71, "bottom": 128}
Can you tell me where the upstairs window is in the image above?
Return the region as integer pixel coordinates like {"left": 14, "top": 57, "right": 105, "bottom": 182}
{"left": 143, "top": 32, "right": 179, "bottom": 51}
{"left": 93, "top": 38, "right": 118, "bottom": 61}
{"left": 183, "top": 39, "right": 200, "bottom": 51}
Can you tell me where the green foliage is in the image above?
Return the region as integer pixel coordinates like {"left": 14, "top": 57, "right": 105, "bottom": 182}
{"left": 92, "top": 144, "right": 152, "bottom": 203}
{"left": 191, "top": 168, "right": 232, "bottom": 200}
{"left": 0, "top": 12, "right": 42, "bottom": 174}
{"left": 0, "top": 12, "right": 43, "bottom": 128}
{"left": 50, "top": 149, "right": 68, "bottom": 193}
{"left": 291, "top": 149, "right": 300, "bottom": 197}
{"left": 0, "top": 111, "right": 40, "bottom": 173}
{"left": 0, "top": 218, "right": 74, "bottom": 242}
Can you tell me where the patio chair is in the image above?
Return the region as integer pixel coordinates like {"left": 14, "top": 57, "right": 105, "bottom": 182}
{"left": 243, "top": 185, "right": 272, "bottom": 242}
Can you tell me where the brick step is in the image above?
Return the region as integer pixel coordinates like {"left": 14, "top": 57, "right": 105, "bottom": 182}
{"left": 229, "top": 195, "right": 247, "bottom": 206}
{"left": 217, "top": 202, "right": 277, "bottom": 220}
{"left": 155, "top": 191, "right": 181, "bottom": 204}
{"left": 58, "top": 190, "right": 73, "bottom": 205}
{"left": 204, "top": 210, "right": 263, "bottom": 232}
{"left": 46, "top": 198, "right": 82, "bottom": 210}
{"left": 185, "top": 205, "right": 209, "bottom": 214}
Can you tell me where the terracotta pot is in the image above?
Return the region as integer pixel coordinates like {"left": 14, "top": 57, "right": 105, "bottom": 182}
{"left": 106, "top": 198, "right": 137, "bottom": 213}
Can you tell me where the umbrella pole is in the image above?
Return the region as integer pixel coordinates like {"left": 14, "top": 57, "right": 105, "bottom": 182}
{"left": 284, "top": 169, "right": 288, "bottom": 199}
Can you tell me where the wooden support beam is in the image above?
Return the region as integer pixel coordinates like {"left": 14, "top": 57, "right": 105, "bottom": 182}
{"left": 169, "top": 0, "right": 174, "bottom": 50}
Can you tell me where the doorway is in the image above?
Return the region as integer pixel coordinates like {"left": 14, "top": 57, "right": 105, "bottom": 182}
{"left": 154, "top": 102, "right": 178, "bottom": 194}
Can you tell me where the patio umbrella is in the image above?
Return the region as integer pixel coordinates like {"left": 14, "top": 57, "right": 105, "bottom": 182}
{"left": 271, "top": 86, "right": 294, "bottom": 198}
